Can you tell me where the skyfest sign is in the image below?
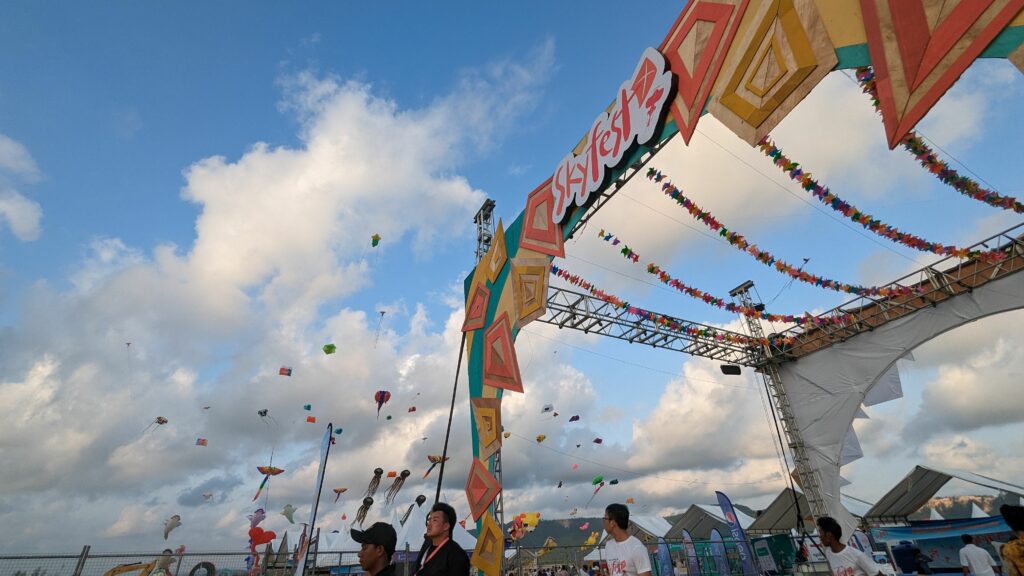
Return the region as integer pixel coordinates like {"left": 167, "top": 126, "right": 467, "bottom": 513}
{"left": 550, "top": 47, "right": 674, "bottom": 225}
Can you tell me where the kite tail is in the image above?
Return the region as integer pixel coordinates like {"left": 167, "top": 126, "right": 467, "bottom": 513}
{"left": 252, "top": 475, "right": 269, "bottom": 502}
{"left": 423, "top": 463, "right": 438, "bottom": 479}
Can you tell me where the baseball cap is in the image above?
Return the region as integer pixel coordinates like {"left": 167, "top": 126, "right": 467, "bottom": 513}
{"left": 351, "top": 522, "right": 397, "bottom": 557}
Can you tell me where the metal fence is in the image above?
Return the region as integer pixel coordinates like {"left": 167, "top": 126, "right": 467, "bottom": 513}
{"left": 0, "top": 536, "right": 833, "bottom": 576}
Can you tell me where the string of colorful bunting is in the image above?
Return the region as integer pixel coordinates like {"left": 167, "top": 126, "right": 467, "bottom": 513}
{"left": 855, "top": 67, "right": 1023, "bottom": 214}
{"left": 756, "top": 137, "right": 1004, "bottom": 262}
{"left": 596, "top": 230, "right": 855, "bottom": 327}
{"left": 549, "top": 265, "right": 797, "bottom": 348}
{"left": 645, "top": 167, "right": 923, "bottom": 298}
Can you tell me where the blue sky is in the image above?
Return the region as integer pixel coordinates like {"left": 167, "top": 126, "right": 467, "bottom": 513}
{"left": 0, "top": 1, "right": 1022, "bottom": 554}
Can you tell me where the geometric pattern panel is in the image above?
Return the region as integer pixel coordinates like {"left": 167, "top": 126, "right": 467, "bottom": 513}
{"left": 660, "top": 0, "right": 750, "bottom": 144}
{"left": 1012, "top": 42, "right": 1024, "bottom": 74}
{"left": 465, "top": 458, "right": 502, "bottom": 522}
{"left": 860, "top": 0, "right": 1024, "bottom": 148}
{"left": 471, "top": 396, "right": 503, "bottom": 462}
{"left": 511, "top": 257, "right": 551, "bottom": 328}
{"left": 482, "top": 312, "right": 523, "bottom": 393}
{"left": 462, "top": 282, "right": 491, "bottom": 333}
{"left": 471, "top": 512, "right": 504, "bottom": 576}
{"left": 519, "top": 179, "right": 565, "bottom": 258}
{"left": 709, "top": 0, "right": 837, "bottom": 145}
{"left": 483, "top": 219, "right": 508, "bottom": 284}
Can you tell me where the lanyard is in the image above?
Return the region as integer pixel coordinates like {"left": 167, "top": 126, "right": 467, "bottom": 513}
{"left": 418, "top": 538, "right": 449, "bottom": 572}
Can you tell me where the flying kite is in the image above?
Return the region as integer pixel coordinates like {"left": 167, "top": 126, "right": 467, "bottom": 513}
{"left": 195, "top": 438, "right": 208, "bottom": 446}
{"left": 281, "top": 504, "right": 297, "bottom": 524}
{"left": 407, "top": 406, "right": 416, "bottom": 413}
{"left": 334, "top": 427, "right": 343, "bottom": 435}
{"left": 374, "top": 310, "right": 386, "bottom": 346}
{"left": 253, "top": 467, "right": 285, "bottom": 502}
{"left": 341, "top": 513, "right": 348, "bottom": 521}
{"left": 142, "top": 416, "right": 168, "bottom": 434}
{"left": 572, "top": 464, "right": 579, "bottom": 471}
{"left": 569, "top": 415, "right": 580, "bottom": 422}
{"left": 364, "top": 468, "right": 384, "bottom": 498}
{"left": 553, "top": 412, "right": 559, "bottom": 418}
{"left": 374, "top": 391, "right": 391, "bottom": 419}
{"left": 592, "top": 438, "right": 603, "bottom": 444}
{"left": 371, "top": 234, "right": 381, "bottom": 247}
{"left": 591, "top": 475, "right": 604, "bottom": 485}
{"left": 423, "top": 455, "right": 449, "bottom": 479}
{"left": 164, "top": 514, "right": 181, "bottom": 540}
{"left": 541, "top": 404, "right": 554, "bottom": 414}
{"left": 385, "top": 415, "right": 392, "bottom": 421}
{"left": 333, "top": 487, "right": 348, "bottom": 504}
{"left": 569, "top": 507, "right": 578, "bottom": 517}
{"left": 579, "top": 522, "right": 590, "bottom": 531}
{"left": 503, "top": 431, "right": 511, "bottom": 439}
{"left": 586, "top": 481, "right": 606, "bottom": 506}
{"left": 202, "top": 492, "right": 214, "bottom": 501}
{"left": 323, "top": 343, "right": 337, "bottom": 355}
{"left": 257, "top": 409, "right": 277, "bottom": 425}
{"left": 609, "top": 479, "right": 619, "bottom": 485}
{"left": 535, "top": 434, "right": 546, "bottom": 443}
{"left": 626, "top": 497, "right": 635, "bottom": 504}
{"left": 355, "top": 497, "right": 374, "bottom": 526}
{"left": 303, "top": 404, "right": 312, "bottom": 411}
{"left": 386, "top": 470, "right": 397, "bottom": 478}
{"left": 384, "top": 470, "right": 410, "bottom": 507}
{"left": 279, "top": 367, "right": 292, "bottom": 376}
{"left": 248, "top": 508, "right": 266, "bottom": 528}
{"left": 557, "top": 481, "right": 563, "bottom": 488}
{"left": 306, "top": 416, "right": 317, "bottom": 424}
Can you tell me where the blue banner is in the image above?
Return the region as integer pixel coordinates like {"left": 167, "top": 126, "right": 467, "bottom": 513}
{"left": 682, "top": 530, "right": 701, "bottom": 576}
{"left": 871, "top": 516, "right": 1011, "bottom": 542}
{"left": 716, "top": 491, "right": 757, "bottom": 576}
{"left": 710, "top": 529, "right": 731, "bottom": 576}
{"left": 657, "top": 537, "right": 676, "bottom": 576}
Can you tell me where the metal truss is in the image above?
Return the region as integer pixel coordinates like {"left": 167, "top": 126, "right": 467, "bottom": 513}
{"left": 537, "top": 286, "right": 761, "bottom": 365}
{"left": 773, "top": 222, "right": 1024, "bottom": 360}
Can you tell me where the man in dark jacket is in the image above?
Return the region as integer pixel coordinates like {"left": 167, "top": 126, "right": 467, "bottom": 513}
{"left": 415, "top": 502, "right": 470, "bottom": 576}
{"left": 353, "top": 522, "right": 398, "bottom": 576}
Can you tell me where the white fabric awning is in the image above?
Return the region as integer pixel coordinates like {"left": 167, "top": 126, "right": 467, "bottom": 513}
{"left": 864, "top": 465, "right": 1024, "bottom": 522}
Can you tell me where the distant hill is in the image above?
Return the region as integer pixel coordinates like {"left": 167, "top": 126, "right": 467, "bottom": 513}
{"left": 909, "top": 493, "right": 1021, "bottom": 521}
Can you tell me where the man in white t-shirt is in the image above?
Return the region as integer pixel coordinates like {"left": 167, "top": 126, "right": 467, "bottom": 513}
{"left": 817, "top": 516, "right": 884, "bottom": 576}
{"left": 960, "top": 534, "right": 1001, "bottom": 576}
{"left": 602, "top": 503, "right": 652, "bottom": 576}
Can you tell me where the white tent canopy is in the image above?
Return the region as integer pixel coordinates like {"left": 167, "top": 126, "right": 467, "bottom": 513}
{"left": 747, "top": 488, "right": 873, "bottom": 535}
{"left": 864, "top": 465, "right": 1024, "bottom": 523}
{"left": 666, "top": 504, "right": 754, "bottom": 540}
{"left": 776, "top": 270, "right": 1024, "bottom": 539}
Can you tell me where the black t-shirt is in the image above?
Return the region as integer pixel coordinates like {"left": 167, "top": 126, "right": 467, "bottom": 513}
{"left": 374, "top": 563, "right": 398, "bottom": 576}
{"left": 415, "top": 537, "right": 470, "bottom": 576}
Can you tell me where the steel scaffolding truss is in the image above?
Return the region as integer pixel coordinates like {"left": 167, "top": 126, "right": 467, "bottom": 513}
{"left": 537, "top": 286, "right": 761, "bottom": 365}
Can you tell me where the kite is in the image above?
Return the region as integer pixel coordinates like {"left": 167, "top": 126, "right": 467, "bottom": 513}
{"left": 423, "top": 455, "right": 449, "bottom": 479}
{"left": 386, "top": 470, "right": 397, "bottom": 478}
{"left": 569, "top": 508, "right": 578, "bottom": 517}
{"left": 374, "top": 390, "right": 391, "bottom": 419}
{"left": 579, "top": 522, "right": 590, "bottom": 531}
{"left": 374, "top": 310, "right": 386, "bottom": 346}
{"left": 569, "top": 415, "right": 580, "bottom": 422}
{"left": 586, "top": 481, "right": 606, "bottom": 506}
{"left": 195, "top": 438, "right": 208, "bottom": 447}
{"left": 503, "top": 431, "right": 511, "bottom": 439}
{"left": 355, "top": 497, "right": 374, "bottom": 527}
{"left": 609, "top": 479, "right": 619, "bottom": 485}
{"left": 257, "top": 409, "right": 277, "bottom": 425}
{"left": 201, "top": 406, "right": 210, "bottom": 410}
{"left": 576, "top": 444, "right": 581, "bottom": 448}
{"left": 626, "top": 497, "right": 635, "bottom": 504}
{"left": 541, "top": 404, "right": 554, "bottom": 414}
{"left": 385, "top": 415, "right": 392, "bottom": 420}
{"left": 333, "top": 487, "right": 348, "bottom": 504}
{"left": 592, "top": 437, "right": 603, "bottom": 444}
{"left": 407, "top": 406, "right": 416, "bottom": 413}
{"left": 202, "top": 492, "right": 214, "bottom": 501}
{"left": 371, "top": 234, "right": 381, "bottom": 247}
{"left": 364, "top": 468, "right": 384, "bottom": 498}
{"left": 535, "top": 434, "right": 546, "bottom": 443}
{"left": 281, "top": 504, "right": 296, "bottom": 524}
{"left": 341, "top": 513, "right": 347, "bottom": 521}
{"left": 591, "top": 475, "right": 604, "bottom": 485}
{"left": 253, "top": 467, "right": 284, "bottom": 502}
{"left": 323, "top": 343, "right": 337, "bottom": 355}
{"left": 572, "top": 464, "right": 579, "bottom": 471}
{"left": 306, "top": 416, "right": 317, "bottom": 423}
{"left": 164, "top": 514, "right": 181, "bottom": 540}
{"left": 553, "top": 412, "right": 559, "bottom": 418}
{"left": 303, "top": 404, "right": 312, "bottom": 411}
{"left": 248, "top": 508, "right": 266, "bottom": 528}
{"left": 142, "top": 416, "right": 168, "bottom": 434}
{"left": 334, "top": 427, "right": 343, "bottom": 435}
{"left": 557, "top": 481, "right": 563, "bottom": 488}
{"left": 279, "top": 367, "right": 292, "bottom": 376}
{"left": 384, "top": 470, "right": 411, "bottom": 506}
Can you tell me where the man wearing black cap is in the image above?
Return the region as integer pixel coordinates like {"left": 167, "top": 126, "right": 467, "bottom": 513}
{"left": 415, "top": 502, "right": 470, "bottom": 576}
{"left": 352, "top": 522, "right": 398, "bottom": 576}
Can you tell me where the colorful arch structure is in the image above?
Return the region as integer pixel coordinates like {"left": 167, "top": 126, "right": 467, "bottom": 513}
{"left": 462, "top": 2, "right": 1024, "bottom": 572}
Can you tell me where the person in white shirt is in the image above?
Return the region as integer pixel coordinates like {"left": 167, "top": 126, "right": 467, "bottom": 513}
{"left": 602, "top": 503, "right": 652, "bottom": 576}
{"left": 960, "top": 534, "right": 1001, "bottom": 576}
{"left": 816, "top": 516, "right": 884, "bottom": 576}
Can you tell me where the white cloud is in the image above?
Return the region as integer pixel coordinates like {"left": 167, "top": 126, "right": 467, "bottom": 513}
{"left": 0, "top": 188, "right": 42, "bottom": 241}
{"left": 0, "top": 133, "right": 41, "bottom": 181}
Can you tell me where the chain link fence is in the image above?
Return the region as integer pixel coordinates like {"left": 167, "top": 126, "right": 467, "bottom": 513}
{"left": 0, "top": 535, "right": 832, "bottom": 576}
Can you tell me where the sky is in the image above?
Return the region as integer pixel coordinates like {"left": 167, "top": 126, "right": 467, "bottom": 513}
{"left": 1, "top": 1, "right": 1023, "bottom": 554}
